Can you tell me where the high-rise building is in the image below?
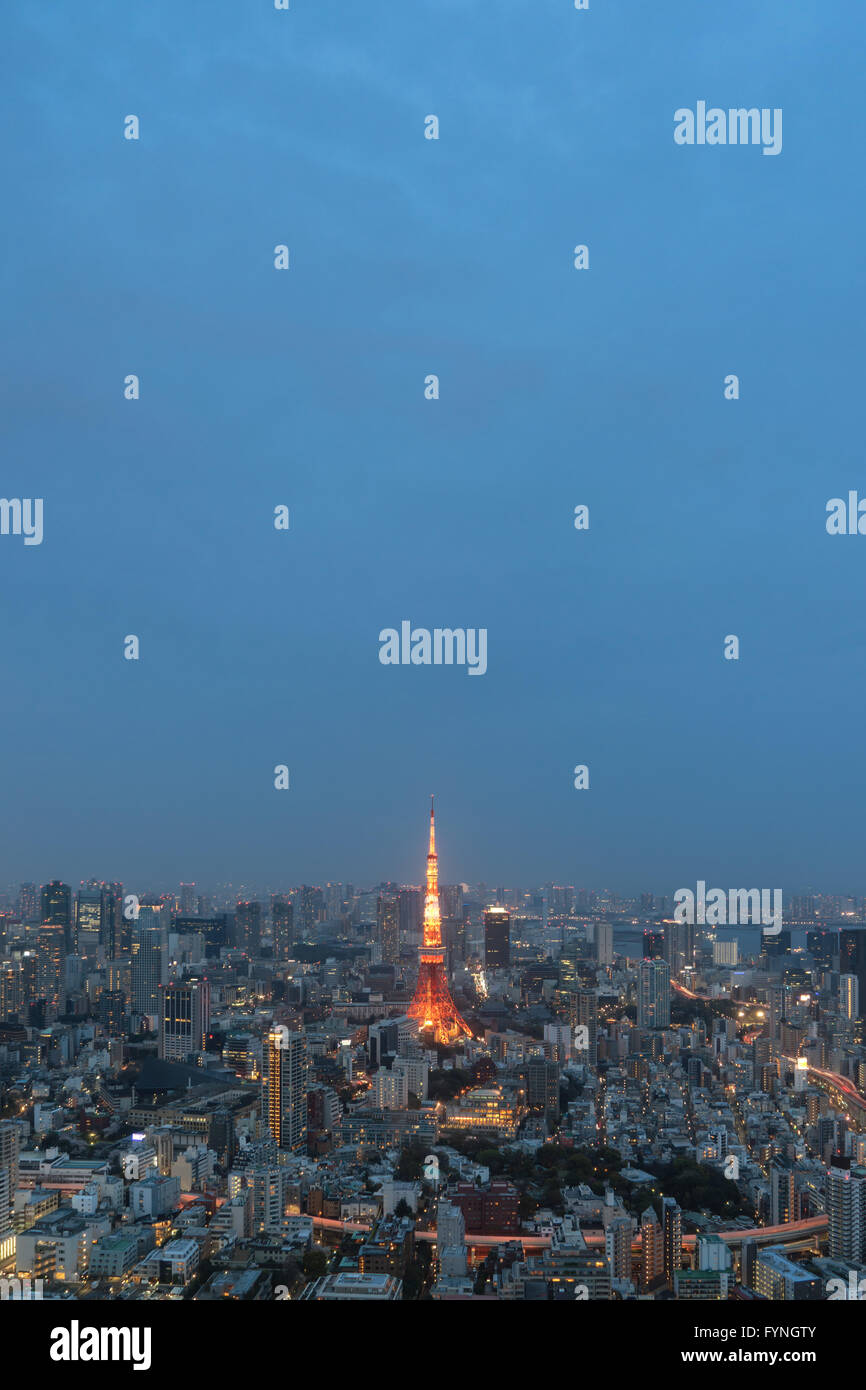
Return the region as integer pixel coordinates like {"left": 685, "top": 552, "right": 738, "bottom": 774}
{"left": 574, "top": 988, "right": 599, "bottom": 1064}
{"left": 398, "top": 888, "right": 423, "bottom": 946}
{"left": 664, "top": 919, "right": 695, "bottom": 975}
{"left": 483, "top": 907, "right": 511, "bottom": 969}
{"left": 159, "top": 980, "right": 211, "bottom": 1061}
{"left": 179, "top": 883, "right": 196, "bottom": 916}
{"left": 75, "top": 884, "right": 103, "bottom": 954}
{"left": 712, "top": 939, "right": 738, "bottom": 967}
{"left": 827, "top": 1155, "right": 866, "bottom": 1263}
{"left": 131, "top": 911, "right": 167, "bottom": 1019}
{"left": 807, "top": 928, "right": 838, "bottom": 972}
{"left": 99, "top": 989, "right": 126, "bottom": 1036}
{"left": 441, "top": 885, "right": 464, "bottom": 921}
{"left": 754, "top": 1250, "right": 821, "bottom": 1301}
{"left": 174, "top": 915, "right": 228, "bottom": 958}
{"left": 298, "top": 887, "right": 323, "bottom": 936}
{"left": 41, "top": 881, "right": 72, "bottom": 953}
{"left": 640, "top": 1207, "right": 664, "bottom": 1288}
{"left": 605, "top": 1216, "right": 633, "bottom": 1283}
{"left": 770, "top": 1162, "right": 796, "bottom": 1226}
{"left": 18, "top": 884, "right": 39, "bottom": 924}
{"left": 763, "top": 984, "right": 784, "bottom": 1043}
{"left": 0, "top": 1120, "right": 19, "bottom": 1263}
{"left": 372, "top": 1068, "right": 409, "bottom": 1110}
{"left": 264, "top": 1029, "right": 308, "bottom": 1153}
{"left": 435, "top": 1199, "right": 467, "bottom": 1278}
{"left": 102, "top": 883, "right": 124, "bottom": 958}
{"left": 642, "top": 929, "right": 665, "bottom": 961}
{"left": 377, "top": 895, "right": 400, "bottom": 966}
{"left": 839, "top": 930, "right": 866, "bottom": 1010}
{"left": 235, "top": 901, "right": 262, "bottom": 956}
{"left": 271, "top": 896, "right": 294, "bottom": 963}
{"left": 37, "top": 923, "right": 65, "bottom": 1009}
{"left": 638, "top": 958, "right": 670, "bottom": 1030}
{"left": 407, "top": 799, "right": 472, "bottom": 1045}
{"left": 526, "top": 1054, "right": 560, "bottom": 1129}
{"left": 595, "top": 922, "right": 613, "bottom": 966}
{"left": 662, "top": 1197, "right": 682, "bottom": 1284}
{"left": 841, "top": 974, "right": 860, "bottom": 1022}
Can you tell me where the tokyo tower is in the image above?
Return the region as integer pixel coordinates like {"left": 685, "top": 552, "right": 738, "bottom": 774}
{"left": 407, "top": 797, "right": 472, "bottom": 1044}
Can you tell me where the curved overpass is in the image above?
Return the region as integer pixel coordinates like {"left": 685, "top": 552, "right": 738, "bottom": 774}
{"left": 311, "top": 1213, "right": 826, "bottom": 1252}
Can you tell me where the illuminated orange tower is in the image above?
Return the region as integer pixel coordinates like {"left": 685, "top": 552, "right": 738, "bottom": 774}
{"left": 407, "top": 797, "right": 472, "bottom": 1044}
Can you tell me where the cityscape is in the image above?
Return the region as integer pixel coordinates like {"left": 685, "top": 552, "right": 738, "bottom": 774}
{"left": 2, "top": 0, "right": 862, "bottom": 1362}
{"left": 1, "top": 798, "right": 866, "bottom": 1308}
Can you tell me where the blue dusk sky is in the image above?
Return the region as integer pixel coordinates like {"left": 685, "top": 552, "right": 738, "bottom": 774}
{"left": 1, "top": 0, "right": 864, "bottom": 893}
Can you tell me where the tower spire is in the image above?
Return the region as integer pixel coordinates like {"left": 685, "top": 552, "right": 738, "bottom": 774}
{"left": 408, "top": 797, "right": 471, "bottom": 1044}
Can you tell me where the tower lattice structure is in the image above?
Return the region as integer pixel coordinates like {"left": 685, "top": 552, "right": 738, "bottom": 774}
{"left": 407, "top": 798, "right": 472, "bottom": 1044}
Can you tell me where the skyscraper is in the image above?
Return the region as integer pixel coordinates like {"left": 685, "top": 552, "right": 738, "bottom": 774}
{"left": 483, "top": 906, "right": 511, "bottom": 969}
{"left": 18, "top": 883, "right": 39, "bottom": 924}
{"left": 179, "top": 883, "right": 197, "bottom": 916}
{"left": 159, "top": 980, "right": 211, "bottom": 1061}
{"left": 640, "top": 1207, "right": 664, "bottom": 1288}
{"left": 131, "top": 910, "right": 167, "bottom": 1019}
{"left": 102, "top": 883, "right": 124, "bottom": 958}
{"left": 841, "top": 973, "right": 860, "bottom": 1022}
{"left": 526, "top": 1053, "right": 560, "bottom": 1129}
{"left": 638, "top": 958, "right": 671, "bottom": 1030}
{"left": 298, "top": 886, "right": 323, "bottom": 936}
{"left": 642, "top": 928, "right": 665, "bottom": 961}
{"left": 770, "top": 1162, "right": 796, "bottom": 1226}
{"left": 662, "top": 1196, "right": 682, "bottom": 1285}
{"left": 575, "top": 988, "right": 599, "bottom": 1064}
{"left": 398, "top": 888, "right": 423, "bottom": 946}
{"left": 235, "top": 901, "right": 262, "bottom": 956}
{"left": 664, "top": 919, "right": 695, "bottom": 976}
{"left": 264, "top": 1029, "right": 308, "bottom": 1152}
{"left": 595, "top": 922, "right": 614, "bottom": 966}
{"left": 407, "top": 799, "right": 472, "bottom": 1045}
{"left": 827, "top": 1155, "right": 866, "bottom": 1263}
{"left": 0, "top": 1120, "right": 19, "bottom": 1264}
{"left": 41, "top": 881, "right": 72, "bottom": 953}
{"left": 75, "top": 884, "right": 102, "bottom": 954}
{"left": 377, "top": 894, "right": 400, "bottom": 965}
{"left": 271, "top": 896, "right": 294, "bottom": 963}
{"left": 37, "top": 923, "right": 65, "bottom": 1010}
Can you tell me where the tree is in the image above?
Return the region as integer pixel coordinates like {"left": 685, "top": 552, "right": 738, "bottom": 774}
{"left": 302, "top": 1249, "right": 331, "bottom": 1279}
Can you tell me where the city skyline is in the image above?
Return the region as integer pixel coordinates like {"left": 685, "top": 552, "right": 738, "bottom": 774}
{"left": 2, "top": 786, "right": 866, "bottom": 1321}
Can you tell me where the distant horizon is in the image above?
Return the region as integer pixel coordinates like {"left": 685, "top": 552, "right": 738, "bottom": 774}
{"left": 4, "top": 871, "right": 864, "bottom": 911}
